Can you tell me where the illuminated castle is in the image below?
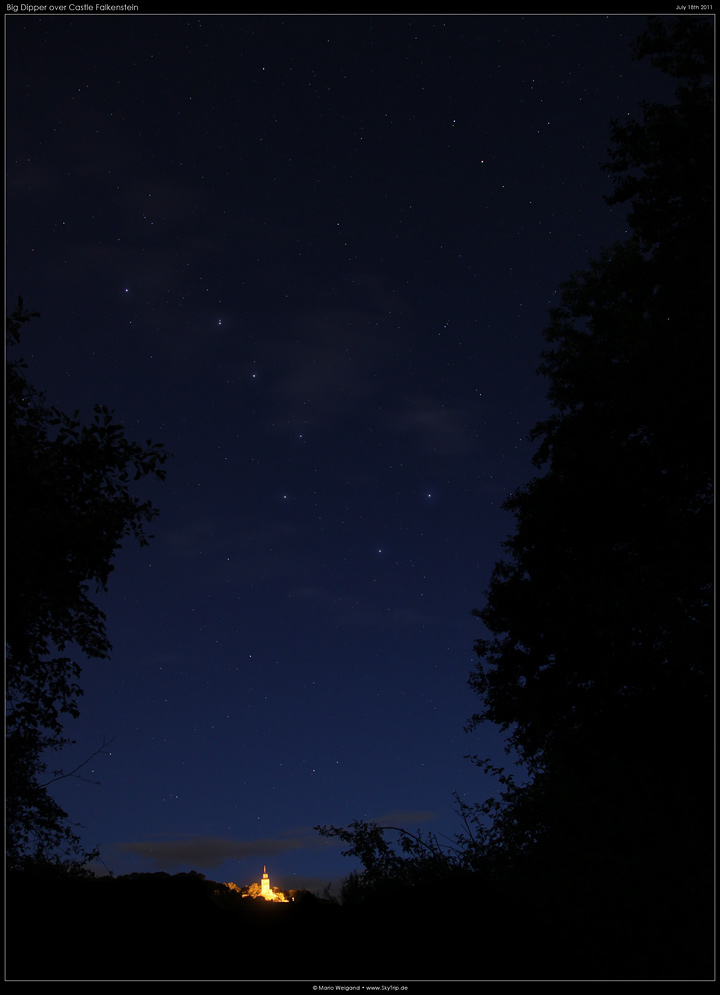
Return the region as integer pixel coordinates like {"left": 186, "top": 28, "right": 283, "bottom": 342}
{"left": 228, "top": 865, "right": 289, "bottom": 902}
{"left": 260, "top": 866, "right": 273, "bottom": 900}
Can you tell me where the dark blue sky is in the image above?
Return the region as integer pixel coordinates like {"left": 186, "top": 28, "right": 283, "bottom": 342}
{"left": 6, "top": 11, "right": 679, "bottom": 893}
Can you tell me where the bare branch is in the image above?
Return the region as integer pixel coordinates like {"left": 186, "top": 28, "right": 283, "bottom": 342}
{"left": 40, "top": 736, "right": 115, "bottom": 789}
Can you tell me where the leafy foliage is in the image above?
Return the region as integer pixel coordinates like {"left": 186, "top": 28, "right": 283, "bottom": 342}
{"left": 469, "top": 15, "right": 713, "bottom": 775}
{"left": 6, "top": 298, "right": 171, "bottom": 870}
{"left": 463, "top": 19, "right": 714, "bottom": 966}
{"left": 316, "top": 22, "right": 713, "bottom": 976}
{"left": 315, "top": 789, "right": 504, "bottom": 903}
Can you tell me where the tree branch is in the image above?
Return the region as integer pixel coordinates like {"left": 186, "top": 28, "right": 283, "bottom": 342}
{"left": 40, "top": 736, "right": 115, "bottom": 789}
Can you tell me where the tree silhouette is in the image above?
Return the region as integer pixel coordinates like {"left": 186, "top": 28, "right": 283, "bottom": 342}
{"left": 466, "top": 16, "right": 713, "bottom": 976}
{"left": 469, "top": 9, "right": 712, "bottom": 799}
{"left": 6, "top": 298, "right": 171, "bottom": 871}
{"left": 314, "top": 19, "right": 713, "bottom": 979}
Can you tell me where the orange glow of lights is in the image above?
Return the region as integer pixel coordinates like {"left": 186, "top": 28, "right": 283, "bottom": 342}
{"left": 225, "top": 865, "right": 289, "bottom": 902}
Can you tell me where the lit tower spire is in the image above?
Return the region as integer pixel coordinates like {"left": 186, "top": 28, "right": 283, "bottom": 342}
{"left": 261, "top": 865, "right": 271, "bottom": 899}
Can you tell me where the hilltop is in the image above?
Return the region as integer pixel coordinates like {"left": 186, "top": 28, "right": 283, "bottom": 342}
{"left": 7, "top": 866, "right": 542, "bottom": 981}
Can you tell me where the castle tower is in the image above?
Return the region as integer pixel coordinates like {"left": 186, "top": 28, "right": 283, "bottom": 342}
{"left": 260, "top": 865, "right": 272, "bottom": 899}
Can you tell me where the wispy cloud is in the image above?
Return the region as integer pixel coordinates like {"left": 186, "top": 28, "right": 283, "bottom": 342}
{"left": 366, "top": 809, "right": 439, "bottom": 828}
{"left": 115, "top": 809, "right": 437, "bottom": 874}
{"left": 115, "top": 829, "right": 333, "bottom": 872}
{"left": 388, "top": 394, "right": 478, "bottom": 457}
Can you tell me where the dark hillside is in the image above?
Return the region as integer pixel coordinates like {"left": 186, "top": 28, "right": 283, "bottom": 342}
{"left": 7, "top": 869, "right": 543, "bottom": 981}
{"left": 10, "top": 866, "right": 710, "bottom": 981}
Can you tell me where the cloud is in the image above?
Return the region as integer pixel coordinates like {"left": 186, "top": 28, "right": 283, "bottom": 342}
{"left": 253, "top": 273, "right": 416, "bottom": 434}
{"left": 114, "top": 810, "right": 437, "bottom": 874}
{"left": 388, "top": 395, "right": 478, "bottom": 457}
{"left": 115, "top": 829, "right": 331, "bottom": 872}
{"left": 266, "top": 311, "right": 387, "bottom": 430}
{"left": 313, "top": 809, "right": 439, "bottom": 842}
{"left": 368, "top": 809, "right": 438, "bottom": 827}
{"left": 284, "top": 586, "right": 451, "bottom": 630}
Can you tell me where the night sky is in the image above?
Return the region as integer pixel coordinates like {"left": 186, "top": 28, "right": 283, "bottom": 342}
{"left": 6, "top": 12, "right": 679, "bottom": 894}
